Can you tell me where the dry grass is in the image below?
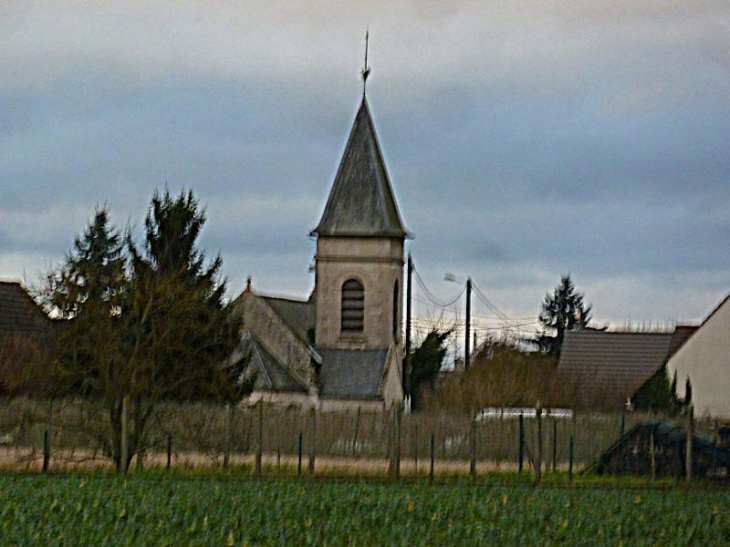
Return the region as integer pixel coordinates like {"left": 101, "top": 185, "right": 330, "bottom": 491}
{"left": 0, "top": 397, "right": 684, "bottom": 477}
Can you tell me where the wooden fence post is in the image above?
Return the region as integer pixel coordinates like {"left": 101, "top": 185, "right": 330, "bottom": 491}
{"left": 224, "top": 402, "right": 233, "bottom": 468}
{"left": 571, "top": 411, "right": 577, "bottom": 472}
{"left": 518, "top": 414, "right": 524, "bottom": 473}
{"left": 413, "top": 423, "right": 419, "bottom": 474}
{"left": 429, "top": 433, "right": 435, "bottom": 484}
{"left": 45, "top": 398, "right": 54, "bottom": 473}
{"left": 42, "top": 429, "right": 50, "bottom": 473}
{"left": 308, "top": 406, "right": 316, "bottom": 476}
{"left": 352, "top": 407, "right": 361, "bottom": 457}
{"left": 120, "top": 395, "right": 129, "bottom": 475}
{"left": 297, "top": 432, "right": 303, "bottom": 478}
{"left": 650, "top": 428, "right": 656, "bottom": 481}
{"left": 166, "top": 434, "right": 172, "bottom": 470}
{"left": 686, "top": 404, "right": 694, "bottom": 484}
{"left": 392, "top": 404, "right": 401, "bottom": 481}
{"left": 469, "top": 415, "right": 477, "bottom": 478}
{"left": 552, "top": 415, "right": 557, "bottom": 474}
{"left": 568, "top": 436, "right": 574, "bottom": 481}
{"left": 534, "top": 402, "right": 542, "bottom": 484}
{"left": 255, "top": 401, "right": 263, "bottom": 477}
{"left": 619, "top": 412, "right": 626, "bottom": 475}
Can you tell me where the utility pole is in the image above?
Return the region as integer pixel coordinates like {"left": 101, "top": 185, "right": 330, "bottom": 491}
{"left": 465, "top": 277, "right": 472, "bottom": 370}
{"left": 404, "top": 254, "right": 413, "bottom": 396}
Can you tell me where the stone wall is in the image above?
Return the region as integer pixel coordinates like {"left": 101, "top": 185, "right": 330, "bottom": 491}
{"left": 314, "top": 235, "right": 404, "bottom": 351}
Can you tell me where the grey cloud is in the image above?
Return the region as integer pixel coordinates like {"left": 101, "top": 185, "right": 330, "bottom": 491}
{"left": 2, "top": 1, "right": 730, "bottom": 328}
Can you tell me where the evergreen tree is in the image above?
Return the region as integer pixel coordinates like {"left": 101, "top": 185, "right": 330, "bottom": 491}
{"left": 127, "top": 189, "right": 244, "bottom": 402}
{"left": 41, "top": 207, "right": 127, "bottom": 395}
{"left": 40, "top": 192, "right": 247, "bottom": 471}
{"left": 632, "top": 364, "right": 682, "bottom": 414}
{"left": 535, "top": 274, "right": 591, "bottom": 357}
{"left": 410, "top": 329, "right": 450, "bottom": 410}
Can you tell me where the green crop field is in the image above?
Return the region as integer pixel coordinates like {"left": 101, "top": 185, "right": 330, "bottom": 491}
{"left": 0, "top": 475, "right": 728, "bottom": 545}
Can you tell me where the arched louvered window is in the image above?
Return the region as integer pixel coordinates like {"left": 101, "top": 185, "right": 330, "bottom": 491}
{"left": 392, "top": 279, "right": 399, "bottom": 339}
{"left": 341, "top": 279, "right": 364, "bottom": 334}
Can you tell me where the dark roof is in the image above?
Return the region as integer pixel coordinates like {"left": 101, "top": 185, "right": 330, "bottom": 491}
{"left": 312, "top": 97, "right": 407, "bottom": 238}
{"left": 239, "top": 331, "right": 308, "bottom": 393}
{"left": 0, "top": 281, "right": 49, "bottom": 337}
{"left": 262, "top": 296, "right": 315, "bottom": 344}
{"left": 559, "top": 330, "right": 675, "bottom": 409}
{"left": 667, "top": 325, "right": 698, "bottom": 358}
{"left": 317, "top": 349, "right": 388, "bottom": 399}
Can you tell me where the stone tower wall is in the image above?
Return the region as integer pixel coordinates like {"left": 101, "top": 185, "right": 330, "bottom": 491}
{"left": 315, "top": 236, "right": 404, "bottom": 351}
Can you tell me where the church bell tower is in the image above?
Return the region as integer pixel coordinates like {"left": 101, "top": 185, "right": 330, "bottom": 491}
{"left": 310, "top": 95, "right": 408, "bottom": 353}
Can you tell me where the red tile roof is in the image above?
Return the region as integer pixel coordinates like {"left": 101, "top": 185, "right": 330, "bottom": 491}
{"left": 558, "top": 328, "right": 693, "bottom": 411}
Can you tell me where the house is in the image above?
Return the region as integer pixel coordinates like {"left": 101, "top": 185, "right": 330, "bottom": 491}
{"left": 0, "top": 280, "right": 51, "bottom": 393}
{"left": 667, "top": 294, "right": 730, "bottom": 419}
{"left": 557, "top": 327, "right": 695, "bottom": 411}
{"left": 232, "top": 94, "right": 408, "bottom": 411}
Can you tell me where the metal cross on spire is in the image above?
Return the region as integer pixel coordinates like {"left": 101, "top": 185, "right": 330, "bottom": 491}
{"left": 361, "top": 29, "right": 371, "bottom": 96}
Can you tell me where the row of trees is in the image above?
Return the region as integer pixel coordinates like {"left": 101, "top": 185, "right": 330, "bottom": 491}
{"left": 34, "top": 189, "right": 249, "bottom": 470}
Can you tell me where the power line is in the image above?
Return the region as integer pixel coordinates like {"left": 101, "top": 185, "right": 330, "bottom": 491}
{"left": 412, "top": 264, "right": 465, "bottom": 308}
{"left": 408, "top": 259, "right": 544, "bottom": 346}
{"left": 471, "top": 282, "right": 512, "bottom": 323}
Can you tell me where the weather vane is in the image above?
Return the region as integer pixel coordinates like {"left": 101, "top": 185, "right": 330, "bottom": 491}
{"left": 361, "top": 29, "right": 371, "bottom": 96}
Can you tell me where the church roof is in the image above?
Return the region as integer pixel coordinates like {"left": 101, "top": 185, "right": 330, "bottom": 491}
{"left": 239, "top": 331, "right": 308, "bottom": 393}
{"left": 262, "top": 295, "right": 315, "bottom": 345}
{"left": 317, "top": 348, "right": 388, "bottom": 399}
{"left": 312, "top": 97, "right": 407, "bottom": 238}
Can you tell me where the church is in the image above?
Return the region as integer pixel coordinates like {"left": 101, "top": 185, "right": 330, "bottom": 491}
{"left": 232, "top": 90, "right": 408, "bottom": 411}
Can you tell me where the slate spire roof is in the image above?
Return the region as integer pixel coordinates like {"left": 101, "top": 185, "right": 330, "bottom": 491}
{"left": 312, "top": 97, "right": 407, "bottom": 238}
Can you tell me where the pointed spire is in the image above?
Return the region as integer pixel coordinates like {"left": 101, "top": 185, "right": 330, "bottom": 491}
{"left": 312, "top": 97, "right": 407, "bottom": 238}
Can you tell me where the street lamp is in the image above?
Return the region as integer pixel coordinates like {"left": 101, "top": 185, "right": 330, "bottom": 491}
{"left": 445, "top": 273, "right": 472, "bottom": 370}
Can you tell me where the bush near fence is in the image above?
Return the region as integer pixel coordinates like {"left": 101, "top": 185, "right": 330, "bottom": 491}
{"left": 0, "top": 397, "right": 696, "bottom": 476}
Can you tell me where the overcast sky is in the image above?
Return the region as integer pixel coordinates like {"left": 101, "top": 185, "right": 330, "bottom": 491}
{"left": 2, "top": 1, "right": 729, "bottom": 340}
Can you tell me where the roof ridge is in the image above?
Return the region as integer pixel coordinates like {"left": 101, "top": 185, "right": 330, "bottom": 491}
{"left": 261, "top": 294, "right": 311, "bottom": 304}
{"left": 700, "top": 292, "right": 730, "bottom": 327}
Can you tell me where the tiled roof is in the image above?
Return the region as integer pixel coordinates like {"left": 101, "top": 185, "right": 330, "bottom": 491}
{"left": 262, "top": 295, "right": 315, "bottom": 344}
{"left": 667, "top": 325, "right": 698, "bottom": 358}
{"left": 0, "top": 281, "right": 49, "bottom": 338}
{"left": 238, "top": 331, "right": 308, "bottom": 393}
{"left": 317, "top": 348, "right": 388, "bottom": 399}
{"left": 559, "top": 330, "right": 675, "bottom": 410}
{"left": 312, "top": 98, "right": 407, "bottom": 238}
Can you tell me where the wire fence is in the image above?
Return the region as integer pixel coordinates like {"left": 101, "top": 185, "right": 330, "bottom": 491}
{"left": 0, "top": 397, "right": 719, "bottom": 480}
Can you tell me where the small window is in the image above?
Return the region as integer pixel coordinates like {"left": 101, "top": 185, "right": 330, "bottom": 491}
{"left": 341, "top": 279, "right": 364, "bottom": 333}
{"left": 392, "top": 279, "right": 399, "bottom": 339}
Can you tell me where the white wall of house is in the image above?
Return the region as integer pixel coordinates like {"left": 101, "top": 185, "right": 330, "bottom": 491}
{"left": 667, "top": 295, "right": 730, "bottom": 419}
